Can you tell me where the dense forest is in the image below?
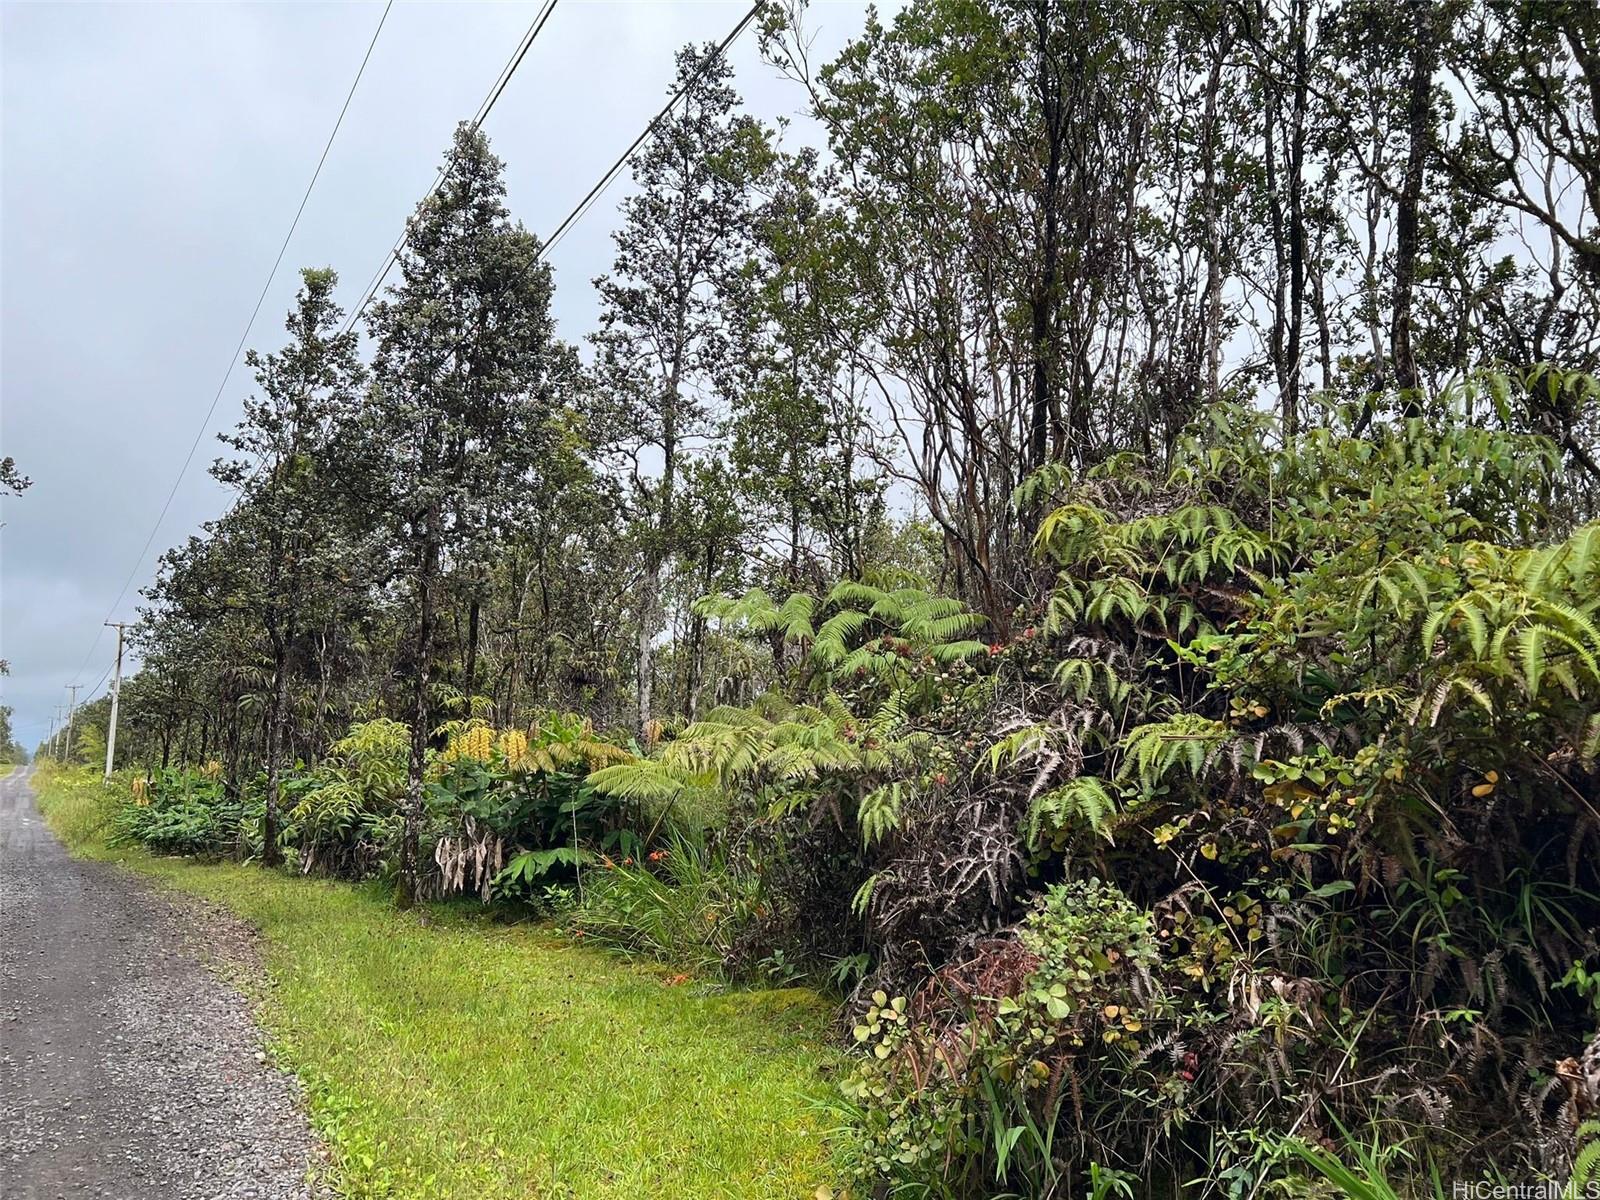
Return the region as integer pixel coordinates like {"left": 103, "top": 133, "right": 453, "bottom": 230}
{"left": 45, "top": 0, "right": 1600, "bottom": 1194}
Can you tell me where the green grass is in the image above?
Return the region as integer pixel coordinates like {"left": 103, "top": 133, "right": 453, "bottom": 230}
{"left": 34, "top": 766, "right": 835, "bottom": 1199}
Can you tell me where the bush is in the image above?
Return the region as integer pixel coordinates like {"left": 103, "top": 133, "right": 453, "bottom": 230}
{"left": 836, "top": 880, "right": 1177, "bottom": 1196}
{"left": 567, "top": 834, "right": 761, "bottom": 977}
{"left": 664, "top": 393, "right": 1600, "bottom": 1192}
{"left": 422, "top": 711, "right": 631, "bottom": 901}
{"left": 285, "top": 718, "right": 410, "bottom": 878}
{"left": 116, "top": 765, "right": 257, "bottom": 858}
{"left": 32, "top": 763, "right": 119, "bottom": 847}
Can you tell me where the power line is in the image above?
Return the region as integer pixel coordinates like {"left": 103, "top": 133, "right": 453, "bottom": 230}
{"left": 63, "top": 637, "right": 123, "bottom": 714}
{"left": 539, "top": 0, "right": 764, "bottom": 259}
{"left": 71, "top": 0, "right": 395, "bottom": 684}
{"left": 77, "top": 661, "right": 114, "bottom": 711}
{"left": 342, "top": 0, "right": 761, "bottom": 340}
{"left": 339, "top": 0, "right": 561, "bottom": 338}
{"left": 236, "top": 0, "right": 562, "bottom": 497}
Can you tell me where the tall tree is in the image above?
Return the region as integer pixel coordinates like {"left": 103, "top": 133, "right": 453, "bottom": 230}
{"left": 590, "top": 44, "right": 768, "bottom": 738}
{"left": 363, "top": 124, "right": 560, "bottom": 902}
{"left": 732, "top": 148, "right": 884, "bottom": 586}
{"left": 212, "top": 268, "right": 365, "bottom": 863}
{"left": 769, "top": 0, "right": 1166, "bottom": 624}
{"left": 0, "top": 457, "right": 30, "bottom": 497}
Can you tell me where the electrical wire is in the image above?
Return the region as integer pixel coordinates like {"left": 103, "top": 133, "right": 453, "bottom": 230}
{"left": 75, "top": 0, "right": 762, "bottom": 711}
{"left": 341, "top": 0, "right": 762, "bottom": 340}
{"left": 70, "top": 0, "right": 395, "bottom": 682}
{"left": 338, "top": 0, "right": 561, "bottom": 337}
{"left": 538, "top": 0, "right": 764, "bottom": 259}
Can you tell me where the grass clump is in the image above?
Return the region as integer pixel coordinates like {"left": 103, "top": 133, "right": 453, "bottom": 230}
{"left": 566, "top": 834, "right": 760, "bottom": 977}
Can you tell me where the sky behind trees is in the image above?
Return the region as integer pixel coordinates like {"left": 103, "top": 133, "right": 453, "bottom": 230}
{"left": 0, "top": 0, "right": 874, "bottom": 747}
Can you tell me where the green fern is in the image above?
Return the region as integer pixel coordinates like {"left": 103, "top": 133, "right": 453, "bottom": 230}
{"left": 1572, "top": 1119, "right": 1600, "bottom": 1193}
{"left": 858, "top": 783, "right": 904, "bottom": 847}
{"left": 1118, "top": 717, "right": 1229, "bottom": 795}
{"left": 1026, "top": 777, "right": 1119, "bottom": 849}
{"left": 699, "top": 583, "right": 985, "bottom": 684}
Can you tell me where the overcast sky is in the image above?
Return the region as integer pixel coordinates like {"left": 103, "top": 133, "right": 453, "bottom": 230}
{"left": 0, "top": 0, "right": 882, "bottom": 749}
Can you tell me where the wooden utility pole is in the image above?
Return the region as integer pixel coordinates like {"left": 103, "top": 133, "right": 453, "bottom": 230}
{"left": 63, "top": 684, "right": 82, "bottom": 764}
{"left": 49, "top": 705, "right": 64, "bottom": 759}
{"left": 103, "top": 623, "right": 129, "bottom": 783}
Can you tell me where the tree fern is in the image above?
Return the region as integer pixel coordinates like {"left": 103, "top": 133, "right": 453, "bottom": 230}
{"left": 813, "top": 609, "right": 871, "bottom": 666}
{"left": 586, "top": 760, "right": 702, "bottom": 805}
{"left": 700, "top": 583, "right": 986, "bottom": 683}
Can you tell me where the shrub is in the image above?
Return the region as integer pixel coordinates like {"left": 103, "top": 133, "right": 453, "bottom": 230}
{"left": 696, "top": 392, "right": 1600, "bottom": 1192}
{"left": 285, "top": 718, "right": 410, "bottom": 878}
{"left": 424, "top": 710, "right": 630, "bottom": 901}
{"left": 116, "top": 766, "right": 256, "bottom": 857}
{"left": 835, "top": 880, "right": 1176, "bottom": 1196}
{"left": 567, "top": 834, "right": 761, "bottom": 977}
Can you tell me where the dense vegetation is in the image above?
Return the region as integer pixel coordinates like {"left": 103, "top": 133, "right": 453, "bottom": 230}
{"left": 34, "top": 764, "right": 831, "bottom": 1200}
{"left": 44, "top": 1, "right": 1600, "bottom": 1194}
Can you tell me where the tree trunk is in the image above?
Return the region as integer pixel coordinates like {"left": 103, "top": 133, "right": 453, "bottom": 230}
{"left": 1028, "top": 0, "right": 1065, "bottom": 478}
{"left": 464, "top": 593, "right": 482, "bottom": 700}
{"left": 636, "top": 557, "right": 659, "bottom": 741}
{"left": 399, "top": 505, "right": 441, "bottom": 906}
{"left": 261, "top": 632, "right": 289, "bottom": 868}
{"left": 1390, "top": 2, "right": 1437, "bottom": 413}
{"left": 1284, "top": 0, "right": 1308, "bottom": 440}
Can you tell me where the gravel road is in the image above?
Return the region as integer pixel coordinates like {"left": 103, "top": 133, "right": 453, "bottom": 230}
{"left": 0, "top": 765, "right": 321, "bottom": 1199}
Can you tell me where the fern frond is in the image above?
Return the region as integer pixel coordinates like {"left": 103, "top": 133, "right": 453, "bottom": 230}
{"left": 813, "top": 609, "right": 870, "bottom": 666}
{"left": 586, "top": 760, "right": 692, "bottom": 804}
{"left": 1026, "top": 777, "right": 1119, "bottom": 848}
{"left": 858, "top": 783, "right": 904, "bottom": 847}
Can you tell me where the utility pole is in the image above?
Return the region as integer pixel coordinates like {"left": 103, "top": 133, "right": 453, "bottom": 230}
{"left": 104, "top": 623, "right": 129, "bottom": 783}
{"left": 63, "top": 684, "right": 82, "bottom": 764}
{"left": 49, "top": 705, "right": 64, "bottom": 760}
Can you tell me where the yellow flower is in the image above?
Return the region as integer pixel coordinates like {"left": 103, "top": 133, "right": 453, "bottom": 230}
{"left": 444, "top": 722, "right": 495, "bottom": 763}
{"left": 497, "top": 729, "right": 529, "bottom": 765}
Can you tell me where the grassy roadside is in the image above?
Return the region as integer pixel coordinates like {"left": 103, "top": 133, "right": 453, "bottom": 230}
{"left": 33, "top": 766, "right": 835, "bottom": 1200}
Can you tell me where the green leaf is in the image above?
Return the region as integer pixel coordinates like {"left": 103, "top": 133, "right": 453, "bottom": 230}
{"left": 1307, "top": 880, "right": 1355, "bottom": 899}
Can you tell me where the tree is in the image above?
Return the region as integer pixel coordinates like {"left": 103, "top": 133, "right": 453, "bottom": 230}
{"left": 0, "top": 702, "right": 27, "bottom": 763}
{"left": 1438, "top": 0, "right": 1600, "bottom": 475}
{"left": 0, "top": 457, "right": 30, "bottom": 497}
{"left": 211, "top": 268, "right": 366, "bottom": 864}
{"left": 590, "top": 43, "right": 769, "bottom": 739}
{"left": 362, "top": 123, "right": 561, "bottom": 902}
{"left": 731, "top": 148, "right": 886, "bottom": 586}
{"left": 768, "top": 0, "right": 1169, "bottom": 624}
